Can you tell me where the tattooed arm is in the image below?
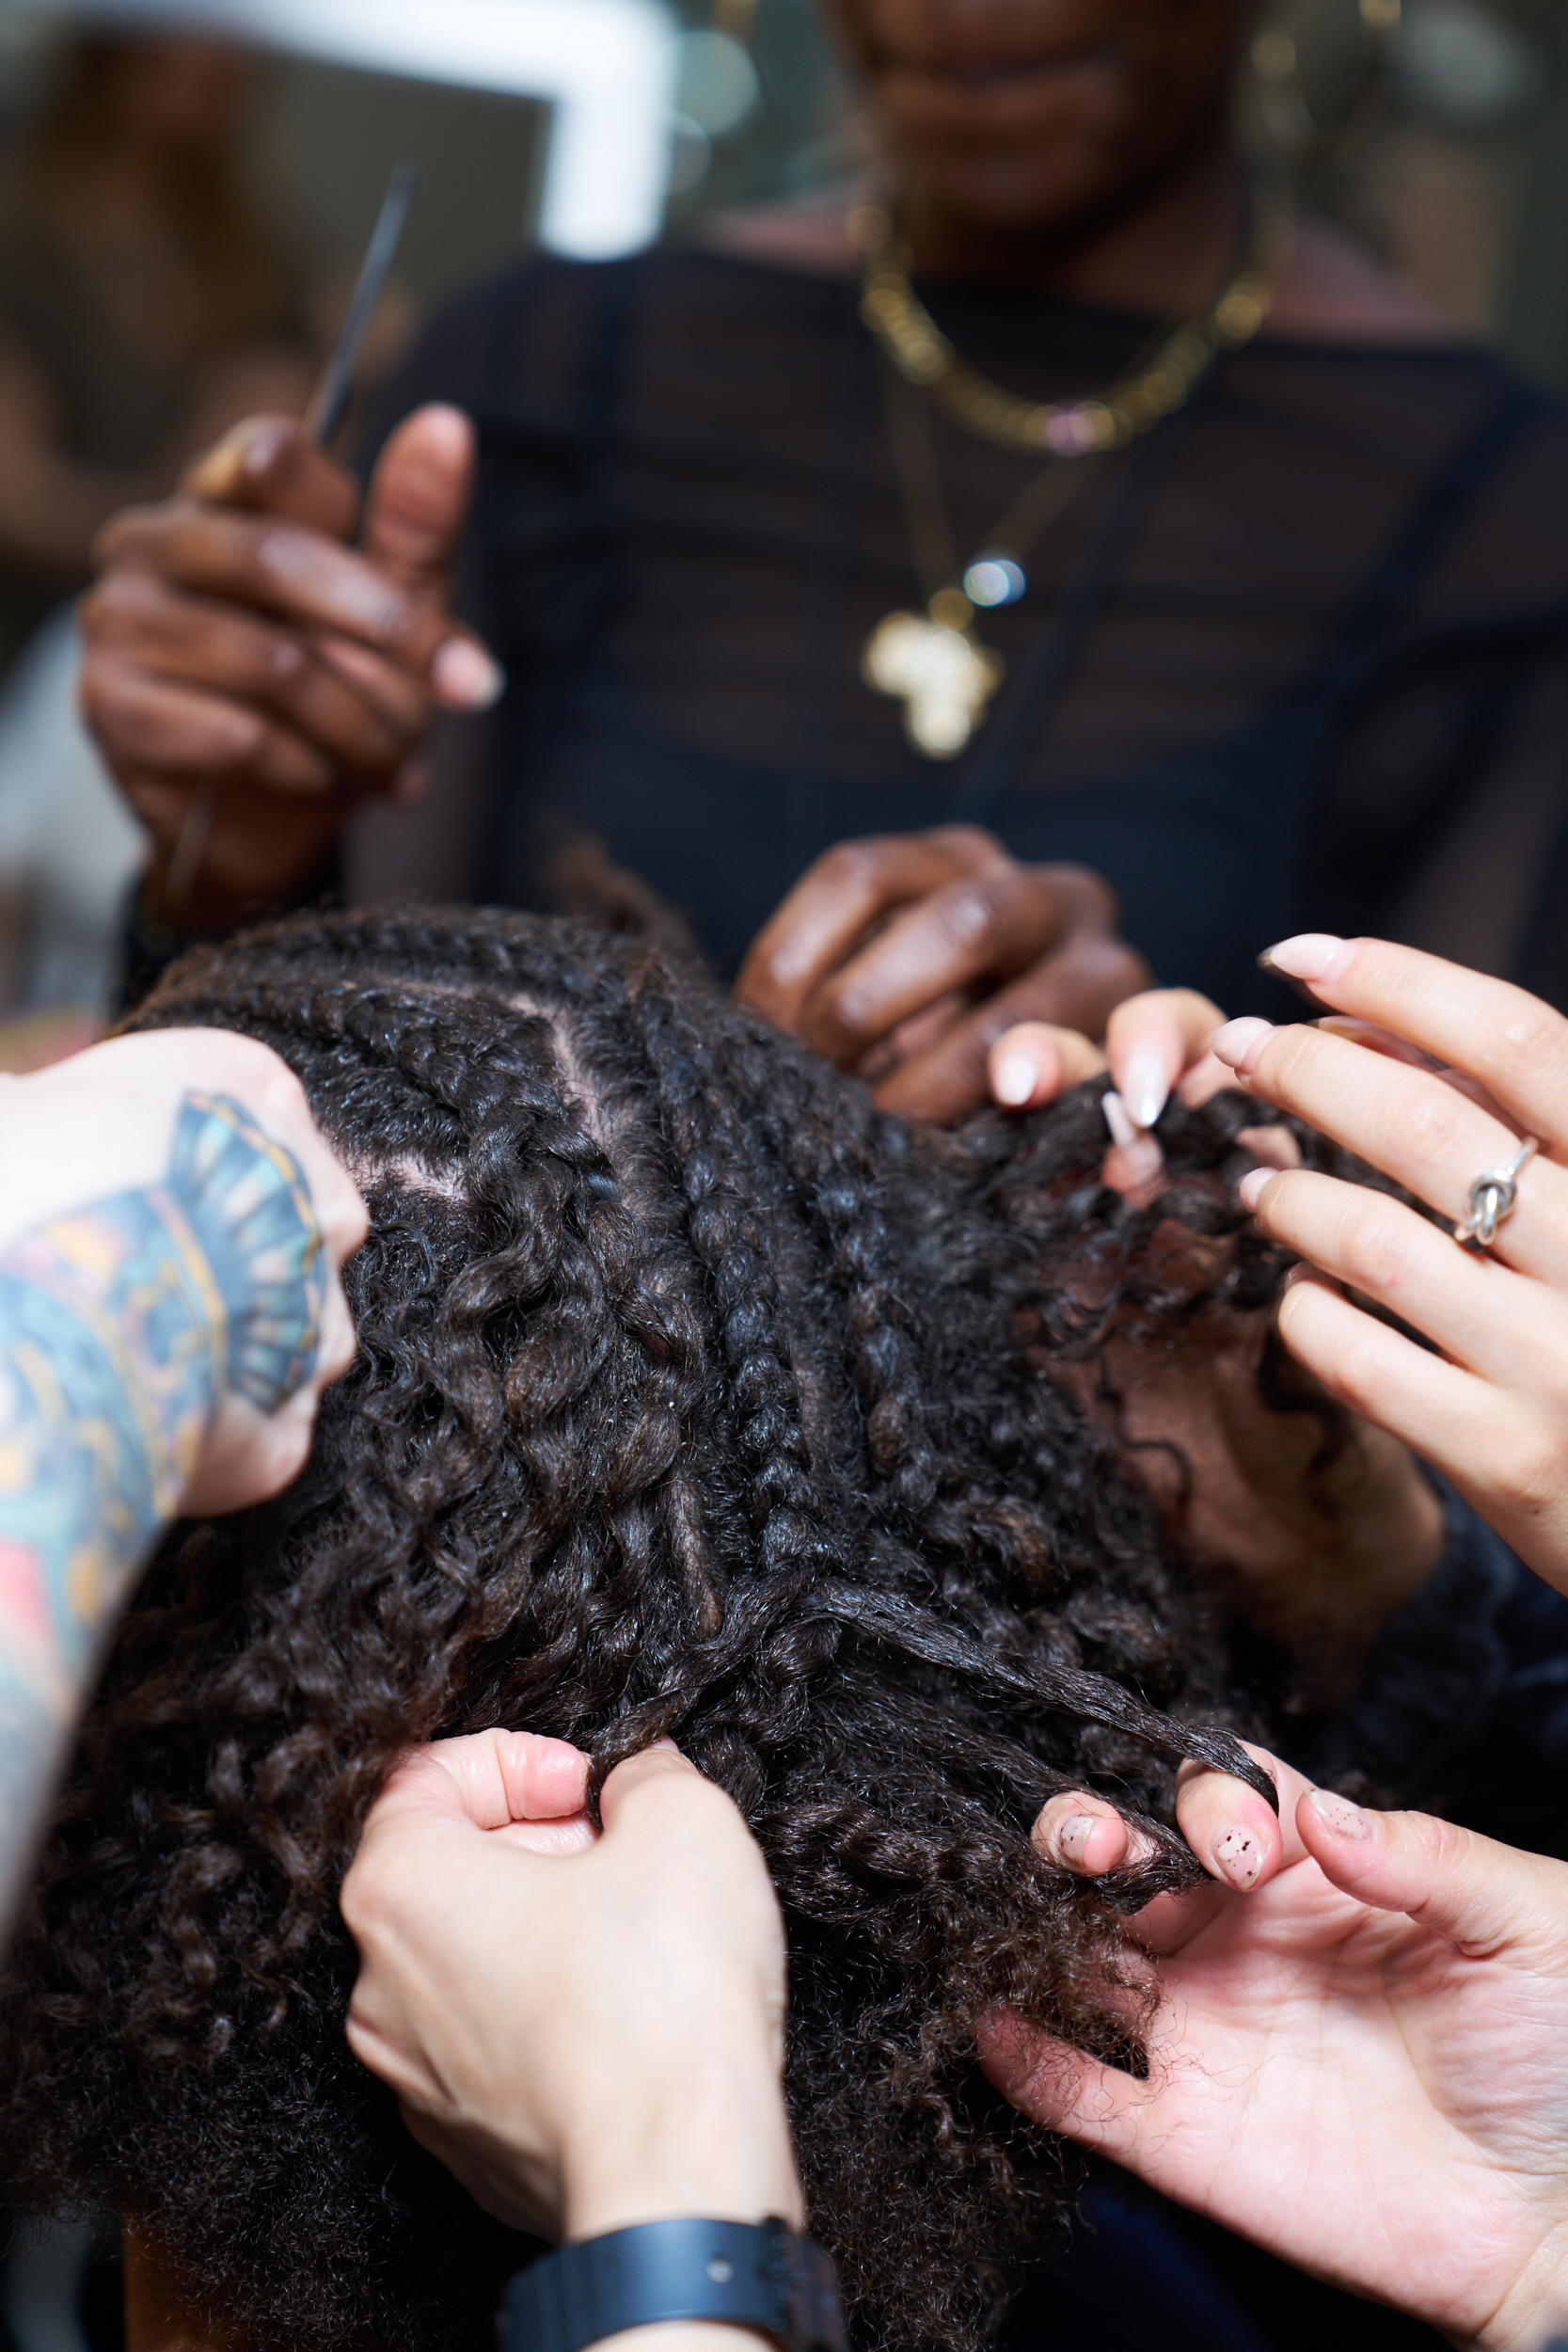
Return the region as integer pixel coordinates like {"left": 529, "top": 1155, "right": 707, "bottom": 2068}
{"left": 0, "top": 1033, "right": 365, "bottom": 1931}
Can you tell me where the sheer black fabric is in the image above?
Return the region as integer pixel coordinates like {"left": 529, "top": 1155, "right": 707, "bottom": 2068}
{"left": 362, "top": 244, "right": 1568, "bottom": 1016}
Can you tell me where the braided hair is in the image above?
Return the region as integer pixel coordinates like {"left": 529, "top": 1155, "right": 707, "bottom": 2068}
{"left": 0, "top": 905, "right": 1293, "bottom": 2352}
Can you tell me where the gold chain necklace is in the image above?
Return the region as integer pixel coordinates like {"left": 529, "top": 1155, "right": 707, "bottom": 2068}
{"left": 852, "top": 176, "right": 1293, "bottom": 759}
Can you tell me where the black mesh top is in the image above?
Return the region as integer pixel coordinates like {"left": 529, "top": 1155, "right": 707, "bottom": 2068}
{"left": 364, "top": 244, "right": 1568, "bottom": 1018}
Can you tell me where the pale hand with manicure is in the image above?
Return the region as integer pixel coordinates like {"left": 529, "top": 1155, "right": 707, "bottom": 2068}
{"left": 1207, "top": 934, "right": 1568, "bottom": 1596}
{"left": 986, "top": 982, "right": 1245, "bottom": 1196}
{"left": 990, "top": 1747, "right": 1568, "bottom": 2350}
{"left": 987, "top": 983, "right": 1228, "bottom": 1122}
{"left": 985, "top": 979, "right": 1444, "bottom": 1677}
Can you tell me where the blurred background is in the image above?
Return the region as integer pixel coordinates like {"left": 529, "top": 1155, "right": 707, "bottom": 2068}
{"left": 0, "top": 0, "right": 1561, "bottom": 1072}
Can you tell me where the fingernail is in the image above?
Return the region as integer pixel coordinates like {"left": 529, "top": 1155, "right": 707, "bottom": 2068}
{"left": 417, "top": 403, "right": 475, "bottom": 463}
{"left": 1237, "top": 1166, "right": 1272, "bottom": 1212}
{"left": 1101, "top": 1089, "right": 1137, "bottom": 1147}
{"left": 1306, "top": 1788, "right": 1373, "bottom": 1840}
{"left": 992, "top": 1047, "right": 1037, "bottom": 1107}
{"left": 432, "top": 637, "right": 506, "bottom": 709}
{"left": 1116, "top": 1138, "right": 1165, "bottom": 1192}
{"left": 1213, "top": 1826, "right": 1264, "bottom": 1888}
{"left": 1054, "top": 1812, "right": 1100, "bottom": 1864}
{"left": 1259, "top": 934, "right": 1353, "bottom": 986}
{"left": 1120, "top": 1043, "right": 1168, "bottom": 1131}
{"left": 1210, "top": 1017, "right": 1275, "bottom": 1076}
{"left": 240, "top": 419, "right": 292, "bottom": 475}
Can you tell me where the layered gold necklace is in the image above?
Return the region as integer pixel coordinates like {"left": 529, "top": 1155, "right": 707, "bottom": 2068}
{"left": 853, "top": 177, "right": 1293, "bottom": 758}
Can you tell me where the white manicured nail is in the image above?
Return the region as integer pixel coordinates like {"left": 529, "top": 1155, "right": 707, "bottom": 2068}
{"left": 432, "top": 637, "right": 505, "bottom": 709}
{"left": 1260, "top": 934, "right": 1353, "bottom": 985}
{"left": 1101, "top": 1089, "right": 1137, "bottom": 1147}
{"left": 992, "top": 1048, "right": 1037, "bottom": 1107}
{"left": 1120, "top": 1043, "right": 1168, "bottom": 1131}
{"left": 1210, "top": 1017, "right": 1274, "bottom": 1074}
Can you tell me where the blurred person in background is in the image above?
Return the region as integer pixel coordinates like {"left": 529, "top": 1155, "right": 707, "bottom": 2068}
{"left": 80, "top": 0, "right": 1568, "bottom": 1124}
{"left": 0, "top": 28, "right": 395, "bottom": 1057}
{"left": 0, "top": 27, "right": 315, "bottom": 674}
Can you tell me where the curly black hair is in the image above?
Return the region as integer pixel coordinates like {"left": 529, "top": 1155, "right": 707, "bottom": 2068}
{"left": 0, "top": 905, "right": 1298, "bottom": 2352}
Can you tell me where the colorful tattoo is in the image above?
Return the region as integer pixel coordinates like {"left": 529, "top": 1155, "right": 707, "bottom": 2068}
{"left": 0, "top": 1092, "right": 325, "bottom": 1924}
{"left": 173, "top": 1092, "right": 325, "bottom": 1414}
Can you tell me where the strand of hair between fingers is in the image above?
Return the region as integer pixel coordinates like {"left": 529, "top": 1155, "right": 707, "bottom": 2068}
{"left": 815, "top": 1581, "right": 1278, "bottom": 1810}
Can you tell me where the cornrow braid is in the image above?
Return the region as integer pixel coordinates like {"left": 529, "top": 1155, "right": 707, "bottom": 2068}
{"left": 1, "top": 904, "right": 1307, "bottom": 2352}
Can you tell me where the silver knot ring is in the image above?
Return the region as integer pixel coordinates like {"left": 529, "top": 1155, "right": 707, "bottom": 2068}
{"left": 1453, "top": 1136, "right": 1539, "bottom": 1248}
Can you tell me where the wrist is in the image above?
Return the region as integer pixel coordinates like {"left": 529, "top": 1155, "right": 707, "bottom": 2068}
{"left": 559, "top": 2064, "right": 803, "bottom": 2243}
{"left": 140, "top": 859, "right": 245, "bottom": 943}
{"left": 1472, "top": 2229, "right": 1568, "bottom": 2351}
{"left": 583, "top": 2333, "right": 774, "bottom": 2352}
{"left": 141, "top": 839, "right": 340, "bottom": 940}
{"left": 498, "top": 2216, "right": 845, "bottom": 2352}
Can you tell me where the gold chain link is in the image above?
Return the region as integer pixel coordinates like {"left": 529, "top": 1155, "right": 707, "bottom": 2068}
{"left": 852, "top": 174, "right": 1294, "bottom": 459}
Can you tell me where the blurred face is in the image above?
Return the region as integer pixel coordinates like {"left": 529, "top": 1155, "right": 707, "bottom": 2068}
{"left": 116, "top": 36, "right": 257, "bottom": 153}
{"left": 822, "top": 0, "right": 1247, "bottom": 243}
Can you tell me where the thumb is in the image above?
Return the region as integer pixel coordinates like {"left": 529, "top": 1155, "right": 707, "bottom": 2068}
{"left": 596, "top": 1746, "right": 774, "bottom": 1905}
{"left": 360, "top": 403, "right": 476, "bottom": 594}
{"left": 357, "top": 402, "right": 503, "bottom": 712}
{"left": 182, "top": 413, "right": 362, "bottom": 538}
{"left": 597, "top": 1740, "right": 705, "bottom": 1834}
{"left": 373, "top": 1729, "right": 591, "bottom": 1837}
{"left": 1297, "top": 1789, "right": 1568, "bottom": 1963}
{"left": 988, "top": 1021, "right": 1106, "bottom": 1112}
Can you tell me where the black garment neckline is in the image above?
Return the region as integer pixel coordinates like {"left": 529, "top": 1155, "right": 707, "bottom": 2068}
{"left": 677, "top": 235, "right": 1485, "bottom": 367}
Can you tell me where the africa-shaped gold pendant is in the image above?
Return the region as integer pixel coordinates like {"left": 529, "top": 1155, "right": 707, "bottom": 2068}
{"left": 861, "top": 604, "right": 1006, "bottom": 759}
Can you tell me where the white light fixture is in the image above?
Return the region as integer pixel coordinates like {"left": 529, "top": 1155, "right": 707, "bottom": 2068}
{"left": 2, "top": 0, "right": 679, "bottom": 257}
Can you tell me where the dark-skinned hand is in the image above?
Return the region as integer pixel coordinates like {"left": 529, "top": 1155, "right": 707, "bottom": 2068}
{"left": 78, "top": 404, "right": 502, "bottom": 930}
{"left": 735, "top": 822, "right": 1149, "bottom": 1122}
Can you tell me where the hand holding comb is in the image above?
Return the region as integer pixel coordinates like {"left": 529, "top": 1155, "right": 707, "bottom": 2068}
{"left": 164, "top": 161, "right": 420, "bottom": 911}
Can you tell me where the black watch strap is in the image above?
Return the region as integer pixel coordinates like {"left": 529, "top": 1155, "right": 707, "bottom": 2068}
{"left": 496, "top": 2217, "right": 849, "bottom": 2352}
